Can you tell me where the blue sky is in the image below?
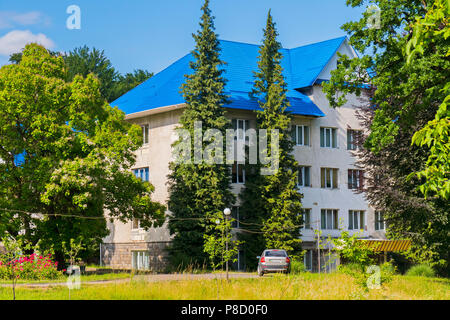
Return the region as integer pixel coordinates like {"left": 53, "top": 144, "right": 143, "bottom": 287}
{"left": 0, "top": 0, "right": 366, "bottom": 74}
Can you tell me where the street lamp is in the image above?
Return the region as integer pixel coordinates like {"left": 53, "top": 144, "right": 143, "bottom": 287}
{"left": 223, "top": 208, "right": 231, "bottom": 281}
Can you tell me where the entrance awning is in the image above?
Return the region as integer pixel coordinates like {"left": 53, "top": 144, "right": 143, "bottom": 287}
{"left": 357, "top": 239, "right": 411, "bottom": 252}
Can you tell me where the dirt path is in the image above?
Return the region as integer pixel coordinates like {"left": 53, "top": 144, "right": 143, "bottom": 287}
{"left": 0, "top": 273, "right": 258, "bottom": 288}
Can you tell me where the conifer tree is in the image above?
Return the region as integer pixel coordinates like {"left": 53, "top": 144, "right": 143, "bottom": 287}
{"left": 239, "top": 11, "right": 303, "bottom": 269}
{"left": 167, "top": 0, "right": 235, "bottom": 269}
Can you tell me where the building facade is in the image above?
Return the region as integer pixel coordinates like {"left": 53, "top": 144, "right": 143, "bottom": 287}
{"left": 101, "top": 37, "right": 386, "bottom": 272}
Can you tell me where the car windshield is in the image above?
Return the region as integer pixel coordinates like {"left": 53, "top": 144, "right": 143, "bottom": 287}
{"left": 264, "top": 250, "right": 286, "bottom": 257}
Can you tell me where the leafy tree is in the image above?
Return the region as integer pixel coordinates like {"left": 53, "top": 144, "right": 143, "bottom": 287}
{"left": 11, "top": 47, "right": 153, "bottom": 103}
{"left": 322, "top": 0, "right": 449, "bottom": 274}
{"left": 167, "top": 0, "right": 235, "bottom": 269}
{"left": 238, "top": 11, "right": 303, "bottom": 269}
{"left": 203, "top": 215, "right": 241, "bottom": 272}
{"left": 406, "top": 0, "right": 449, "bottom": 200}
{"left": 112, "top": 69, "right": 154, "bottom": 100}
{"left": 0, "top": 44, "right": 166, "bottom": 268}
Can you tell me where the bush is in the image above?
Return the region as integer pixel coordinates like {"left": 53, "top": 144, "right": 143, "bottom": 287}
{"left": 406, "top": 264, "right": 436, "bottom": 278}
{"left": 290, "top": 259, "right": 306, "bottom": 274}
{"left": 0, "top": 253, "right": 63, "bottom": 281}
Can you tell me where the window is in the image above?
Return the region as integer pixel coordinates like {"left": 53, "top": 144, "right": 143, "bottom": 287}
{"left": 231, "top": 206, "right": 240, "bottom": 228}
{"left": 321, "top": 209, "right": 338, "bottom": 230}
{"left": 232, "top": 119, "right": 250, "bottom": 141}
{"left": 232, "top": 162, "right": 245, "bottom": 184}
{"left": 134, "top": 167, "right": 149, "bottom": 182}
{"left": 348, "top": 210, "right": 365, "bottom": 230}
{"left": 132, "top": 218, "right": 141, "bottom": 230}
{"left": 141, "top": 124, "right": 149, "bottom": 145}
{"left": 301, "top": 208, "right": 311, "bottom": 229}
{"left": 321, "top": 168, "right": 338, "bottom": 189}
{"left": 304, "top": 250, "right": 312, "bottom": 271}
{"left": 297, "top": 166, "right": 311, "bottom": 187}
{"left": 320, "top": 127, "right": 337, "bottom": 148}
{"left": 375, "top": 211, "right": 385, "bottom": 231}
{"left": 132, "top": 251, "right": 150, "bottom": 270}
{"left": 291, "top": 125, "right": 310, "bottom": 146}
{"left": 347, "top": 129, "right": 362, "bottom": 150}
{"left": 348, "top": 169, "right": 364, "bottom": 189}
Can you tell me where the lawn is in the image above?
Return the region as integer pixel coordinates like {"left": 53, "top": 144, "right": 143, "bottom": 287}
{"left": 0, "top": 272, "right": 131, "bottom": 285}
{"left": 0, "top": 273, "right": 448, "bottom": 300}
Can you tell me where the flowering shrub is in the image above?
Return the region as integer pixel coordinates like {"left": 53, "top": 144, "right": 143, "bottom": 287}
{"left": 0, "top": 253, "right": 63, "bottom": 281}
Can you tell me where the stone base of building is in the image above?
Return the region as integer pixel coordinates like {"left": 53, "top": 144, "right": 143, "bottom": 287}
{"left": 100, "top": 242, "right": 170, "bottom": 272}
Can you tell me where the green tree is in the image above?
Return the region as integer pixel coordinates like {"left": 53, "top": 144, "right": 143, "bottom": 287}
{"left": 11, "top": 46, "right": 153, "bottom": 103}
{"left": 322, "top": 0, "right": 449, "bottom": 274}
{"left": 112, "top": 69, "right": 154, "bottom": 101}
{"left": 239, "top": 11, "right": 303, "bottom": 269}
{"left": 167, "top": 0, "right": 235, "bottom": 269}
{"left": 0, "top": 44, "right": 166, "bottom": 268}
{"left": 406, "top": 0, "right": 449, "bottom": 200}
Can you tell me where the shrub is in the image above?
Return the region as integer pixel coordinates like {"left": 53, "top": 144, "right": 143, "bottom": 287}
{"left": 0, "top": 253, "right": 63, "bottom": 281}
{"left": 290, "top": 259, "right": 306, "bottom": 274}
{"left": 406, "top": 264, "right": 436, "bottom": 278}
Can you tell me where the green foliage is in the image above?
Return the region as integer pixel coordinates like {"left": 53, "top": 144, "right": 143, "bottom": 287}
{"left": 238, "top": 11, "right": 303, "bottom": 269}
{"left": 0, "top": 44, "right": 165, "bottom": 267}
{"left": 203, "top": 216, "right": 242, "bottom": 271}
{"left": 11, "top": 46, "right": 153, "bottom": 103}
{"left": 62, "top": 237, "right": 85, "bottom": 266}
{"left": 331, "top": 229, "right": 375, "bottom": 271}
{"left": 290, "top": 257, "right": 307, "bottom": 274}
{"left": 406, "top": 264, "right": 436, "bottom": 277}
{"left": 167, "top": 0, "right": 235, "bottom": 269}
{"left": 64, "top": 46, "right": 153, "bottom": 103}
{"left": 406, "top": 0, "right": 450, "bottom": 200}
{"left": 323, "top": 0, "right": 449, "bottom": 275}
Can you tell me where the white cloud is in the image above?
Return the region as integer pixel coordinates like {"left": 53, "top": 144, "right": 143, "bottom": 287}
{"left": 0, "top": 30, "right": 55, "bottom": 56}
{"left": 0, "top": 11, "right": 46, "bottom": 29}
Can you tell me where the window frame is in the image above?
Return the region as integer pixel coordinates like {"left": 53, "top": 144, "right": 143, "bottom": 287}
{"left": 297, "top": 166, "right": 311, "bottom": 187}
{"left": 131, "top": 218, "right": 142, "bottom": 231}
{"left": 348, "top": 169, "right": 364, "bottom": 190}
{"left": 292, "top": 125, "right": 310, "bottom": 146}
{"left": 231, "top": 162, "right": 245, "bottom": 184}
{"left": 232, "top": 119, "right": 250, "bottom": 142}
{"left": 304, "top": 250, "right": 313, "bottom": 271}
{"left": 301, "top": 208, "right": 312, "bottom": 229}
{"left": 134, "top": 167, "right": 149, "bottom": 182}
{"left": 348, "top": 210, "right": 366, "bottom": 230}
{"left": 347, "top": 129, "right": 362, "bottom": 151}
{"left": 231, "top": 206, "right": 240, "bottom": 229}
{"left": 320, "top": 127, "right": 338, "bottom": 148}
{"left": 132, "top": 251, "right": 150, "bottom": 270}
{"left": 321, "top": 168, "right": 338, "bottom": 189}
{"left": 141, "top": 124, "right": 149, "bottom": 145}
{"left": 320, "top": 209, "right": 339, "bottom": 230}
{"left": 375, "top": 211, "right": 385, "bottom": 231}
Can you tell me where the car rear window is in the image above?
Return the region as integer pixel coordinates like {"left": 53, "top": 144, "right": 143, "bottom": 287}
{"left": 265, "top": 250, "right": 287, "bottom": 257}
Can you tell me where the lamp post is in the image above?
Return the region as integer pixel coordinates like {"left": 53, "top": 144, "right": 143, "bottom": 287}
{"left": 223, "top": 208, "right": 231, "bottom": 281}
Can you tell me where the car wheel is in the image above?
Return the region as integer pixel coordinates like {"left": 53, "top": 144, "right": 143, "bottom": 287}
{"left": 257, "top": 266, "right": 264, "bottom": 277}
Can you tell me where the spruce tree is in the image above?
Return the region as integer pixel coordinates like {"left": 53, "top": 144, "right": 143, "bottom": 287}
{"left": 239, "top": 11, "right": 303, "bottom": 269}
{"left": 167, "top": 0, "right": 235, "bottom": 269}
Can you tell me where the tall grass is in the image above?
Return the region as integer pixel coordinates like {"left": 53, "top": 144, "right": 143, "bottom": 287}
{"left": 406, "top": 264, "right": 436, "bottom": 278}
{"left": 0, "top": 273, "right": 448, "bottom": 300}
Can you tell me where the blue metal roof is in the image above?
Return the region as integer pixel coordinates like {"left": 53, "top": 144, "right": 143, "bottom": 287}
{"left": 112, "top": 37, "right": 348, "bottom": 117}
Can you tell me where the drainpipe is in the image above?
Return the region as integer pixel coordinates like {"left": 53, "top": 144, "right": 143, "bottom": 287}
{"left": 99, "top": 243, "right": 102, "bottom": 267}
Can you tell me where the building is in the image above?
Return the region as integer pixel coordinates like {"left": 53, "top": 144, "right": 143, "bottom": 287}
{"left": 100, "top": 36, "right": 387, "bottom": 272}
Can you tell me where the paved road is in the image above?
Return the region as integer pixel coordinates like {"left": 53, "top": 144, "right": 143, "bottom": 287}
{"left": 0, "top": 273, "right": 258, "bottom": 288}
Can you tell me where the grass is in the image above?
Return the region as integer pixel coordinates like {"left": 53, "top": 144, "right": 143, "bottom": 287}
{"left": 0, "top": 273, "right": 448, "bottom": 300}
{"left": 0, "top": 273, "right": 131, "bottom": 285}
